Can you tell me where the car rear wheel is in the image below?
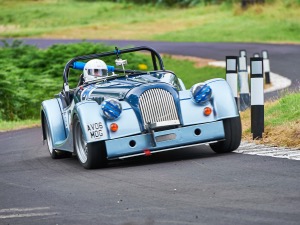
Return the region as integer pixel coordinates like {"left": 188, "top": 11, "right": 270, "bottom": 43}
{"left": 209, "top": 116, "right": 242, "bottom": 153}
{"left": 73, "top": 115, "right": 107, "bottom": 169}
{"left": 44, "top": 117, "right": 72, "bottom": 159}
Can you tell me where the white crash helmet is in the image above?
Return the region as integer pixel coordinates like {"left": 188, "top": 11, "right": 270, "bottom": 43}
{"left": 83, "top": 59, "right": 108, "bottom": 82}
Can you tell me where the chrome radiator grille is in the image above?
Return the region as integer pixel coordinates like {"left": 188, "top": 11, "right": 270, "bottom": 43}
{"left": 139, "top": 88, "right": 180, "bottom": 128}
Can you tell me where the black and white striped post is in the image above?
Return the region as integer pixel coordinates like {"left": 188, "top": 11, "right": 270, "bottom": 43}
{"left": 226, "top": 56, "right": 238, "bottom": 108}
{"left": 250, "top": 57, "right": 264, "bottom": 139}
{"left": 262, "top": 50, "right": 271, "bottom": 84}
{"left": 238, "top": 51, "right": 250, "bottom": 111}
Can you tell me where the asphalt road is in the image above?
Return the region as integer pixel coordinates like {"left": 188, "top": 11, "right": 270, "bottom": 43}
{"left": 1, "top": 128, "right": 300, "bottom": 225}
{"left": 0, "top": 40, "right": 300, "bottom": 225}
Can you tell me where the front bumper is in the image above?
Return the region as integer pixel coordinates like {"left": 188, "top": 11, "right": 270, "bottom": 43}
{"left": 105, "top": 121, "right": 225, "bottom": 159}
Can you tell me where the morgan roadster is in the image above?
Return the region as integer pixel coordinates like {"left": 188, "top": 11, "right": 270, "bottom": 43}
{"left": 41, "top": 46, "right": 241, "bottom": 169}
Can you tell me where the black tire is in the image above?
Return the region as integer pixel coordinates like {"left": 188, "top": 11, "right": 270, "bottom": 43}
{"left": 210, "top": 116, "right": 242, "bottom": 153}
{"left": 61, "top": 151, "right": 73, "bottom": 158}
{"left": 73, "top": 114, "right": 107, "bottom": 169}
{"left": 44, "top": 116, "right": 72, "bottom": 159}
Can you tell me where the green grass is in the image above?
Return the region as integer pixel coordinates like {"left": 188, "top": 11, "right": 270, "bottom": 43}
{"left": 0, "top": 0, "right": 299, "bottom": 43}
{"left": 163, "top": 55, "right": 225, "bottom": 88}
{"left": 241, "top": 91, "right": 300, "bottom": 148}
{"left": 154, "top": 3, "right": 300, "bottom": 43}
{"left": 0, "top": 119, "right": 40, "bottom": 132}
{"left": 265, "top": 92, "right": 300, "bottom": 125}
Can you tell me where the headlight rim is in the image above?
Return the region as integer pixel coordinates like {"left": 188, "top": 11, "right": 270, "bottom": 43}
{"left": 190, "top": 83, "right": 212, "bottom": 105}
{"left": 100, "top": 98, "right": 123, "bottom": 120}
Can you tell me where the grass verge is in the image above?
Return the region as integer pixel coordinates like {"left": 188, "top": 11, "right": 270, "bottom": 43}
{"left": 162, "top": 54, "right": 225, "bottom": 88}
{"left": 0, "top": 0, "right": 299, "bottom": 43}
{"left": 0, "top": 119, "right": 40, "bottom": 132}
{"left": 241, "top": 92, "right": 300, "bottom": 149}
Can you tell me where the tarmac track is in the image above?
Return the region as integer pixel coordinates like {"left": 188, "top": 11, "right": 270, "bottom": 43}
{"left": 0, "top": 40, "right": 299, "bottom": 225}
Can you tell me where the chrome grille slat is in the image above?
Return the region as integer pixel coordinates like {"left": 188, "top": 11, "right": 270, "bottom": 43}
{"left": 140, "top": 93, "right": 146, "bottom": 123}
{"left": 161, "top": 90, "right": 167, "bottom": 121}
{"left": 164, "top": 92, "right": 169, "bottom": 120}
{"left": 139, "top": 88, "right": 180, "bottom": 128}
{"left": 151, "top": 90, "right": 158, "bottom": 122}
{"left": 155, "top": 89, "right": 163, "bottom": 122}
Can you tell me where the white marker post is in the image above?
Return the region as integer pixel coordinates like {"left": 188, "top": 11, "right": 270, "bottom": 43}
{"left": 226, "top": 56, "right": 238, "bottom": 108}
{"left": 240, "top": 50, "right": 246, "bottom": 57}
{"left": 238, "top": 50, "right": 250, "bottom": 111}
{"left": 250, "top": 57, "right": 264, "bottom": 139}
{"left": 262, "top": 50, "right": 271, "bottom": 84}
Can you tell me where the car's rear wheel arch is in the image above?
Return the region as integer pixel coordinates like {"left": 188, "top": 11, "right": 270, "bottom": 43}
{"left": 42, "top": 109, "right": 72, "bottom": 159}
{"left": 41, "top": 110, "right": 47, "bottom": 142}
{"left": 43, "top": 112, "right": 60, "bottom": 159}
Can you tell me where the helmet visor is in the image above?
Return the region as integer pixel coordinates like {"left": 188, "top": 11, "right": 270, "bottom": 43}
{"left": 87, "top": 69, "right": 108, "bottom": 77}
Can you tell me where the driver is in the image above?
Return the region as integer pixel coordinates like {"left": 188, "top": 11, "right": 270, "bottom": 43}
{"left": 83, "top": 59, "right": 108, "bottom": 82}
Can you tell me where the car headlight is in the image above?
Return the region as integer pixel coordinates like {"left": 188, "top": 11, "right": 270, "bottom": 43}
{"left": 101, "top": 98, "right": 122, "bottom": 120}
{"left": 190, "top": 83, "right": 212, "bottom": 104}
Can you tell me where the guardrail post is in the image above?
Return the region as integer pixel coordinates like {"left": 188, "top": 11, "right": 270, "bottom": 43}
{"left": 238, "top": 50, "right": 250, "bottom": 111}
{"left": 262, "top": 50, "right": 271, "bottom": 84}
{"left": 226, "top": 56, "right": 238, "bottom": 108}
{"left": 250, "top": 57, "right": 264, "bottom": 139}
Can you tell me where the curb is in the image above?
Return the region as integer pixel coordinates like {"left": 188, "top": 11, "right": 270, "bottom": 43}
{"left": 235, "top": 141, "right": 300, "bottom": 160}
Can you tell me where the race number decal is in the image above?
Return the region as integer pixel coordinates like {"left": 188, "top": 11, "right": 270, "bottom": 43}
{"left": 87, "top": 122, "right": 104, "bottom": 139}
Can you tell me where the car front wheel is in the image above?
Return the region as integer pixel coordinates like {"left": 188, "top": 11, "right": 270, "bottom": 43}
{"left": 209, "top": 116, "right": 242, "bottom": 153}
{"left": 73, "top": 115, "right": 107, "bottom": 169}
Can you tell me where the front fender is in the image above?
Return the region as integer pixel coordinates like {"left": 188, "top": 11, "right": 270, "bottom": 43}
{"left": 179, "top": 78, "right": 239, "bottom": 125}
{"left": 74, "top": 100, "right": 109, "bottom": 143}
{"left": 74, "top": 100, "right": 142, "bottom": 143}
{"left": 41, "top": 98, "right": 66, "bottom": 146}
{"left": 206, "top": 78, "right": 239, "bottom": 120}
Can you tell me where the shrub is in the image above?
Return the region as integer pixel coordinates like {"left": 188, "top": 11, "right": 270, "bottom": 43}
{"left": 0, "top": 40, "right": 153, "bottom": 121}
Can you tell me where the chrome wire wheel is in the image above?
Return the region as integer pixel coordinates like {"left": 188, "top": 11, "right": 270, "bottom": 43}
{"left": 43, "top": 115, "right": 72, "bottom": 159}
{"left": 44, "top": 116, "right": 60, "bottom": 159}
{"left": 74, "top": 119, "right": 88, "bottom": 164}
{"left": 45, "top": 119, "right": 54, "bottom": 155}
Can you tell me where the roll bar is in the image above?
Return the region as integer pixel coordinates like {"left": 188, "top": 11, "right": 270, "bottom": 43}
{"left": 62, "top": 46, "right": 165, "bottom": 87}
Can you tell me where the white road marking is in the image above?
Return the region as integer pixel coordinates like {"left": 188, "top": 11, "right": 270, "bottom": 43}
{"left": 235, "top": 142, "right": 300, "bottom": 160}
{"left": 0, "top": 207, "right": 58, "bottom": 219}
{"left": 0, "top": 207, "right": 50, "bottom": 213}
{"left": 0, "top": 212, "right": 57, "bottom": 219}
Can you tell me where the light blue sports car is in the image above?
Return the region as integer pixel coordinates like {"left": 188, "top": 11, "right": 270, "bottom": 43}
{"left": 41, "top": 46, "right": 241, "bottom": 169}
